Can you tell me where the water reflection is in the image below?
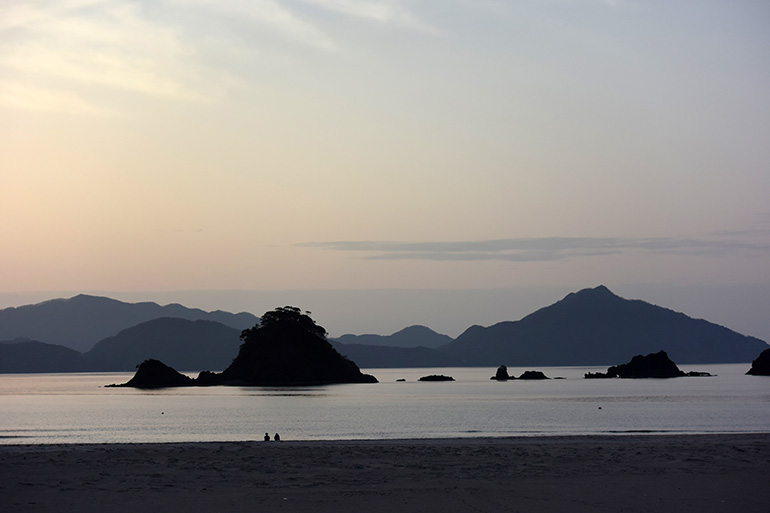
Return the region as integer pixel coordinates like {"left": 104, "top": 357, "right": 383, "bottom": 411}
{"left": 239, "top": 387, "right": 332, "bottom": 398}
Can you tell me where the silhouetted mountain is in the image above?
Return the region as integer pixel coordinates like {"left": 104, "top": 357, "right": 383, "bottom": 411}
{"left": 335, "top": 325, "right": 453, "bottom": 349}
{"left": 442, "top": 285, "right": 769, "bottom": 365}
{"left": 82, "top": 318, "right": 242, "bottom": 372}
{"left": 4, "top": 287, "right": 767, "bottom": 373}
{"left": 330, "top": 341, "right": 465, "bottom": 368}
{"left": 0, "top": 339, "right": 86, "bottom": 373}
{"left": 0, "top": 295, "right": 259, "bottom": 352}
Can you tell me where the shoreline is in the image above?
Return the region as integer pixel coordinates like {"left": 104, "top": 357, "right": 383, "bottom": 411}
{"left": 3, "top": 433, "right": 768, "bottom": 512}
{"left": 2, "top": 430, "right": 770, "bottom": 446}
{"left": 2, "top": 429, "right": 769, "bottom": 447}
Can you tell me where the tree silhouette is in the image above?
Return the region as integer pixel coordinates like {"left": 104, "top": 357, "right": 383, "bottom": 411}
{"left": 241, "top": 306, "right": 327, "bottom": 341}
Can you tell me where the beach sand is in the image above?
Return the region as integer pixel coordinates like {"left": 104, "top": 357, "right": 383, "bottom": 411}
{"left": 2, "top": 434, "right": 768, "bottom": 512}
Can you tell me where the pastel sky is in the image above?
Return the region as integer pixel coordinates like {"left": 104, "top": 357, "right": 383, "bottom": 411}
{"left": 2, "top": 1, "right": 769, "bottom": 339}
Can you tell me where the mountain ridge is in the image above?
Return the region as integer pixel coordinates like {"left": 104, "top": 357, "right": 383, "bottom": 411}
{"left": 335, "top": 325, "right": 453, "bottom": 349}
{"left": 82, "top": 318, "right": 242, "bottom": 372}
{"left": 444, "top": 285, "right": 768, "bottom": 365}
{"left": 1, "top": 286, "right": 767, "bottom": 373}
{"left": 0, "top": 294, "right": 258, "bottom": 352}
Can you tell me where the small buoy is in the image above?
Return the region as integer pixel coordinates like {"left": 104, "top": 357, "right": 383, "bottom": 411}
{"left": 598, "top": 407, "right": 602, "bottom": 410}
{"left": 161, "top": 412, "right": 164, "bottom": 414}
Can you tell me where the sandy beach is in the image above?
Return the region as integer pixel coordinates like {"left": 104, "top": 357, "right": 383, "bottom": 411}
{"left": 2, "top": 434, "right": 768, "bottom": 512}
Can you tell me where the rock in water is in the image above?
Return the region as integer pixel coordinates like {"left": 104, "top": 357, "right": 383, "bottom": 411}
{"left": 418, "top": 374, "right": 454, "bottom": 381}
{"left": 746, "top": 348, "right": 770, "bottom": 376}
{"left": 491, "top": 365, "right": 511, "bottom": 380}
{"left": 585, "top": 350, "right": 686, "bottom": 379}
{"left": 518, "top": 370, "right": 549, "bottom": 380}
{"left": 109, "top": 307, "right": 377, "bottom": 387}
{"left": 109, "top": 359, "right": 194, "bottom": 388}
{"left": 220, "top": 310, "right": 378, "bottom": 385}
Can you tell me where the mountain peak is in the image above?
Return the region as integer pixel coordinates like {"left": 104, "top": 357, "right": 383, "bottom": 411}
{"left": 392, "top": 325, "right": 438, "bottom": 337}
{"left": 576, "top": 284, "right": 616, "bottom": 297}
{"left": 446, "top": 286, "right": 768, "bottom": 365}
{"left": 558, "top": 285, "right": 621, "bottom": 306}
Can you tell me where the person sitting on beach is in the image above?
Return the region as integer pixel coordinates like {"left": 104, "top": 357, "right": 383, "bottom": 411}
{"left": 264, "top": 433, "right": 270, "bottom": 441}
{"left": 274, "top": 433, "right": 280, "bottom": 441}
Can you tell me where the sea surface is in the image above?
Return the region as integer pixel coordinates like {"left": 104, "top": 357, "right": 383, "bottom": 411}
{"left": 0, "top": 364, "right": 767, "bottom": 444}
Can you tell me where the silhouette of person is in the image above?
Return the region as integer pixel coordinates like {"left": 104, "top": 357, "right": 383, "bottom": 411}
{"left": 264, "top": 433, "right": 270, "bottom": 441}
{"left": 274, "top": 433, "right": 280, "bottom": 441}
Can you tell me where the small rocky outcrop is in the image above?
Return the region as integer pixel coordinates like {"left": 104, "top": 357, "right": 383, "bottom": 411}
{"left": 491, "top": 365, "right": 512, "bottom": 380}
{"left": 418, "top": 374, "right": 454, "bottom": 382}
{"left": 746, "top": 348, "right": 770, "bottom": 376}
{"left": 491, "top": 365, "right": 550, "bottom": 380}
{"left": 518, "top": 370, "right": 549, "bottom": 380}
{"left": 107, "top": 359, "right": 194, "bottom": 388}
{"left": 585, "top": 350, "right": 686, "bottom": 379}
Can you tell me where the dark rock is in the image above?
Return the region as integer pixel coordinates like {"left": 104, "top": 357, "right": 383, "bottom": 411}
{"left": 518, "top": 370, "right": 549, "bottom": 380}
{"left": 194, "top": 370, "right": 221, "bottom": 385}
{"left": 491, "top": 366, "right": 549, "bottom": 380}
{"left": 746, "top": 348, "right": 770, "bottom": 376}
{"left": 585, "top": 350, "right": 686, "bottom": 379}
{"left": 107, "top": 359, "right": 194, "bottom": 388}
{"left": 110, "top": 307, "right": 377, "bottom": 387}
{"left": 491, "top": 365, "right": 512, "bottom": 380}
{"left": 219, "top": 311, "right": 377, "bottom": 385}
{"left": 418, "top": 374, "right": 454, "bottom": 381}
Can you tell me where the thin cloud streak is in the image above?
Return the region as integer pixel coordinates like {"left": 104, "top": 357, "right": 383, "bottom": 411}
{"left": 172, "top": 0, "right": 338, "bottom": 51}
{"left": 0, "top": 80, "right": 116, "bottom": 115}
{"left": 0, "top": 0, "right": 339, "bottom": 114}
{"left": 0, "top": 0, "right": 204, "bottom": 112}
{"left": 302, "top": 237, "right": 770, "bottom": 262}
{"left": 301, "top": 0, "right": 442, "bottom": 36}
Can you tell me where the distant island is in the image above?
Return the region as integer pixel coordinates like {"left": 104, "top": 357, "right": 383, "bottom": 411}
{"left": 110, "top": 307, "right": 377, "bottom": 388}
{"left": 584, "top": 350, "right": 711, "bottom": 379}
{"left": 418, "top": 375, "right": 454, "bottom": 382}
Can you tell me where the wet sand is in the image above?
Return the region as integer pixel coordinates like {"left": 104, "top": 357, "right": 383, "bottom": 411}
{"left": 2, "top": 434, "right": 768, "bottom": 512}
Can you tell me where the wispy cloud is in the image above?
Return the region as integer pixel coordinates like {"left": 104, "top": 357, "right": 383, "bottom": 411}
{"left": 301, "top": 0, "right": 442, "bottom": 36}
{"left": 0, "top": 1, "right": 204, "bottom": 113}
{"left": 171, "top": 0, "right": 338, "bottom": 51}
{"left": 0, "top": 0, "right": 443, "bottom": 114}
{"left": 0, "top": 0, "right": 337, "bottom": 114}
{"left": 0, "top": 80, "right": 116, "bottom": 115}
{"left": 302, "top": 236, "right": 770, "bottom": 262}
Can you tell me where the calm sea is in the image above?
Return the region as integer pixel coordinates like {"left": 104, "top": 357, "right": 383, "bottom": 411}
{"left": 0, "top": 364, "right": 767, "bottom": 444}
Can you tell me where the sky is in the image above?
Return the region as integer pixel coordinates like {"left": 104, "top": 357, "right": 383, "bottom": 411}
{"left": 2, "top": 1, "right": 770, "bottom": 341}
